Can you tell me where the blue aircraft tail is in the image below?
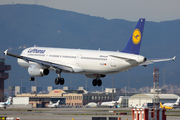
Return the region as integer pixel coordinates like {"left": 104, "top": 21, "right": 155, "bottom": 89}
{"left": 121, "top": 18, "right": 145, "bottom": 54}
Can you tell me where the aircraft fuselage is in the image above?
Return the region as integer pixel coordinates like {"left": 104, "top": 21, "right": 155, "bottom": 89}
{"left": 18, "top": 47, "right": 146, "bottom": 75}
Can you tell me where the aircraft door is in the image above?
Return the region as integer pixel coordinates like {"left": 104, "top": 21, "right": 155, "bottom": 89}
{"left": 111, "top": 58, "right": 116, "bottom": 67}
{"left": 45, "top": 50, "right": 51, "bottom": 62}
{"left": 76, "top": 54, "right": 81, "bottom": 64}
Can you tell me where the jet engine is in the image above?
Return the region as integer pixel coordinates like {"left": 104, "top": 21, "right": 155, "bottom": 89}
{"left": 28, "top": 64, "right": 49, "bottom": 77}
{"left": 85, "top": 74, "right": 106, "bottom": 79}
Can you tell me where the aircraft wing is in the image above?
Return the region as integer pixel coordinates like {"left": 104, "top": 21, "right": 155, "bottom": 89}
{"left": 0, "top": 104, "right": 4, "bottom": 108}
{"left": 140, "top": 56, "right": 176, "bottom": 67}
{"left": 4, "top": 49, "right": 83, "bottom": 73}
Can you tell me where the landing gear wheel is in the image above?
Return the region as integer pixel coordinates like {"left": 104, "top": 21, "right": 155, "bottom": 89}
{"left": 59, "top": 78, "right": 65, "bottom": 85}
{"left": 97, "top": 79, "right": 102, "bottom": 86}
{"left": 29, "top": 77, "right": 35, "bottom": 81}
{"left": 55, "top": 78, "right": 60, "bottom": 85}
{"left": 92, "top": 79, "right": 97, "bottom": 86}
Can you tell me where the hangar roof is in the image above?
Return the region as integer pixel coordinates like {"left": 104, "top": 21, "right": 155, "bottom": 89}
{"left": 130, "top": 94, "right": 179, "bottom": 99}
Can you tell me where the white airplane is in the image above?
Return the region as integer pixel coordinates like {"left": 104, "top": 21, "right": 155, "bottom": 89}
{"left": 101, "top": 96, "right": 123, "bottom": 108}
{"left": 0, "top": 97, "right": 12, "bottom": 109}
{"left": 47, "top": 100, "right": 60, "bottom": 108}
{"left": 4, "top": 18, "right": 175, "bottom": 86}
{"left": 162, "top": 97, "right": 180, "bottom": 108}
{"left": 86, "top": 102, "right": 98, "bottom": 108}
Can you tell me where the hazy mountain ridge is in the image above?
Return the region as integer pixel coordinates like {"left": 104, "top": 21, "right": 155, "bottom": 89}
{"left": 0, "top": 4, "right": 179, "bottom": 90}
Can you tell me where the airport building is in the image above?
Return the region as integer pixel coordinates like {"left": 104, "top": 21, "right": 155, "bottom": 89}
{"left": 0, "top": 57, "right": 11, "bottom": 101}
{"left": 16, "top": 88, "right": 127, "bottom": 107}
{"left": 15, "top": 86, "right": 27, "bottom": 95}
{"left": 129, "top": 94, "right": 179, "bottom": 107}
{"left": 9, "top": 86, "right": 15, "bottom": 97}
{"left": 16, "top": 89, "right": 66, "bottom": 107}
{"left": 31, "top": 86, "right": 42, "bottom": 93}
{"left": 47, "top": 86, "right": 58, "bottom": 93}
{"left": 150, "top": 88, "right": 167, "bottom": 94}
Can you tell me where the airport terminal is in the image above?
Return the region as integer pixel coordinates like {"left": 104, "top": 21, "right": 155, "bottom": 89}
{"left": 12, "top": 88, "right": 180, "bottom": 108}
{"left": 14, "top": 87, "right": 124, "bottom": 107}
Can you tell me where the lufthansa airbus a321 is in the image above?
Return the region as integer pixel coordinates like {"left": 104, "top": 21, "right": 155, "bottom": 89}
{"left": 4, "top": 18, "right": 175, "bottom": 86}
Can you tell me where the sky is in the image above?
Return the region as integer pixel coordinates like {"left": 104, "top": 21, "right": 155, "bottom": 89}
{"left": 1, "top": 0, "right": 180, "bottom": 22}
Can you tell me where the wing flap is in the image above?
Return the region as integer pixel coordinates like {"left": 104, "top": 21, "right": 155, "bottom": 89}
{"left": 51, "top": 63, "right": 73, "bottom": 72}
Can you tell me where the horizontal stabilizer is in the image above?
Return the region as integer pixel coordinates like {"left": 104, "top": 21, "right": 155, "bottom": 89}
{"left": 140, "top": 56, "right": 175, "bottom": 66}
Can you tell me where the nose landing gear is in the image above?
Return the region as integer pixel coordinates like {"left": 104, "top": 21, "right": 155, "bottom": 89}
{"left": 29, "top": 77, "right": 35, "bottom": 81}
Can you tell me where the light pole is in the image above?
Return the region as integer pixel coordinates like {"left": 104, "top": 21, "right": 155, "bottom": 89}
{"left": 35, "top": 77, "right": 37, "bottom": 96}
{"left": 86, "top": 78, "right": 87, "bottom": 91}
{"left": 20, "top": 76, "right": 23, "bottom": 94}
{"left": 162, "top": 69, "right": 166, "bottom": 87}
{"left": 112, "top": 76, "right": 114, "bottom": 101}
{"left": 8, "top": 79, "right": 9, "bottom": 97}
{"left": 70, "top": 80, "right": 72, "bottom": 90}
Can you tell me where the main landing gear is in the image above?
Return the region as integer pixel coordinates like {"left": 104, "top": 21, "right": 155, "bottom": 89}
{"left": 55, "top": 69, "right": 65, "bottom": 85}
{"left": 92, "top": 79, "right": 102, "bottom": 86}
{"left": 55, "top": 77, "right": 64, "bottom": 85}
{"left": 29, "top": 76, "right": 65, "bottom": 85}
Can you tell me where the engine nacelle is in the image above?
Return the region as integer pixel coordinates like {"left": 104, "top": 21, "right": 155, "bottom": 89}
{"left": 28, "top": 64, "right": 49, "bottom": 77}
{"left": 85, "top": 74, "right": 106, "bottom": 79}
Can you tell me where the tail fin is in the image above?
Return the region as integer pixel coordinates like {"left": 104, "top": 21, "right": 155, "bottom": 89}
{"left": 57, "top": 100, "right": 60, "bottom": 103}
{"left": 160, "top": 102, "right": 164, "bottom": 108}
{"left": 5, "top": 97, "right": 12, "bottom": 105}
{"left": 117, "top": 96, "right": 123, "bottom": 103}
{"left": 175, "top": 97, "right": 180, "bottom": 105}
{"left": 131, "top": 102, "right": 135, "bottom": 108}
{"left": 121, "top": 18, "right": 145, "bottom": 54}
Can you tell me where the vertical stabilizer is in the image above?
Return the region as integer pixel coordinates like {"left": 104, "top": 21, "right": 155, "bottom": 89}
{"left": 121, "top": 18, "right": 145, "bottom": 54}
{"left": 160, "top": 102, "right": 164, "bottom": 108}
{"left": 175, "top": 97, "right": 180, "bottom": 105}
{"left": 117, "top": 96, "right": 123, "bottom": 103}
{"left": 56, "top": 100, "right": 60, "bottom": 105}
{"left": 5, "top": 97, "right": 12, "bottom": 105}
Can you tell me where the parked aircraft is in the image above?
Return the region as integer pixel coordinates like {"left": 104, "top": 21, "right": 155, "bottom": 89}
{"left": 101, "top": 96, "right": 123, "bottom": 108}
{"left": 162, "top": 97, "right": 180, "bottom": 108}
{"left": 0, "top": 97, "right": 12, "bottom": 109}
{"left": 47, "top": 100, "right": 60, "bottom": 108}
{"left": 160, "top": 102, "right": 173, "bottom": 110}
{"left": 85, "top": 102, "right": 98, "bottom": 108}
{"left": 4, "top": 18, "right": 175, "bottom": 86}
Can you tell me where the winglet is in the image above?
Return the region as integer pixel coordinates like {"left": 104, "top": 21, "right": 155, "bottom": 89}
{"left": 4, "top": 49, "right": 8, "bottom": 55}
{"left": 172, "top": 56, "right": 176, "bottom": 61}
